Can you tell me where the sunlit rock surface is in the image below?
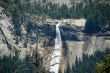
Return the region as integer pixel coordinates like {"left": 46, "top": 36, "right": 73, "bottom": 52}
{"left": 0, "top": 6, "right": 110, "bottom": 73}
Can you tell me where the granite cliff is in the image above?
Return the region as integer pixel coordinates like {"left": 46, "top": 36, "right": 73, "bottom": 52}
{"left": 0, "top": 7, "right": 110, "bottom": 73}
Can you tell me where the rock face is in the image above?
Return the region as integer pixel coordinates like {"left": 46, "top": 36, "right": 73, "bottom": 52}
{"left": 31, "top": 0, "right": 82, "bottom": 7}
{"left": 0, "top": 8, "right": 15, "bottom": 57}
{"left": 65, "top": 36, "right": 110, "bottom": 66}
{"left": 0, "top": 8, "right": 55, "bottom": 58}
{"left": 59, "top": 24, "right": 110, "bottom": 73}
{"left": 0, "top": 7, "right": 110, "bottom": 73}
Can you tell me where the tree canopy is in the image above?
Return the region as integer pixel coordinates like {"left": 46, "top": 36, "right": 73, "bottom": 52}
{"left": 96, "top": 55, "right": 110, "bottom": 73}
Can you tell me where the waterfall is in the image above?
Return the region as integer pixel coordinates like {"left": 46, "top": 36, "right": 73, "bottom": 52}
{"left": 50, "top": 23, "right": 62, "bottom": 73}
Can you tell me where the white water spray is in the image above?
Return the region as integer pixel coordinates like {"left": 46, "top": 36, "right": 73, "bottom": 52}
{"left": 50, "top": 23, "right": 62, "bottom": 73}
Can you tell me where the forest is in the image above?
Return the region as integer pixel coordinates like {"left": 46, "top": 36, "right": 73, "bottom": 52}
{"left": 0, "top": 0, "right": 110, "bottom": 35}
{"left": 0, "top": 0, "right": 110, "bottom": 73}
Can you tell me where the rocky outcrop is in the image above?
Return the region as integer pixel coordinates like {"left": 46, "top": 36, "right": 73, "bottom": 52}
{"left": 0, "top": 7, "right": 55, "bottom": 58}
{"left": 0, "top": 7, "right": 16, "bottom": 57}
{"left": 59, "top": 31, "right": 110, "bottom": 72}
{"left": 31, "top": 0, "right": 83, "bottom": 7}
{"left": 0, "top": 6, "right": 110, "bottom": 73}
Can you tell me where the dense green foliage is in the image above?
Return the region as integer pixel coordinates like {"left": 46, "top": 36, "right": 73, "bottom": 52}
{"left": 0, "top": 49, "right": 22, "bottom": 73}
{"left": 0, "top": 0, "right": 110, "bottom": 73}
{"left": 71, "top": 50, "right": 110, "bottom": 73}
{"left": 0, "top": 49, "right": 35, "bottom": 73}
{"left": 0, "top": 0, "right": 110, "bottom": 34}
{"left": 84, "top": 0, "right": 110, "bottom": 34}
{"left": 96, "top": 55, "right": 110, "bottom": 73}
{"left": 59, "top": 50, "right": 110, "bottom": 73}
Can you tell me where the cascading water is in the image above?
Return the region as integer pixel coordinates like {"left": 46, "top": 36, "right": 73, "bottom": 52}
{"left": 50, "top": 23, "right": 62, "bottom": 73}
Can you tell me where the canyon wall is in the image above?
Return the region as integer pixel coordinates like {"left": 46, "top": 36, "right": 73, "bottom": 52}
{"left": 0, "top": 7, "right": 110, "bottom": 72}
